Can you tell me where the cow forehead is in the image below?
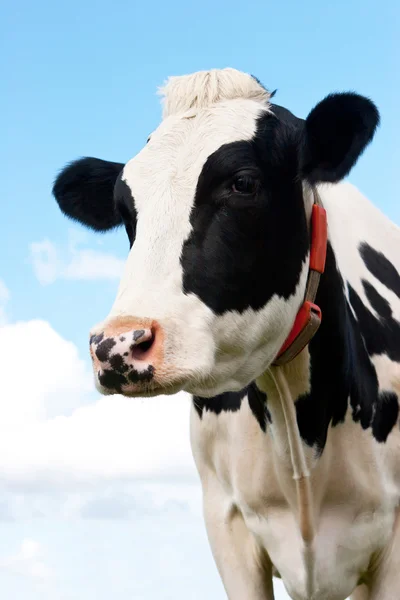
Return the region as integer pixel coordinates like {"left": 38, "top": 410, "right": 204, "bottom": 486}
{"left": 122, "top": 99, "right": 270, "bottom": 214}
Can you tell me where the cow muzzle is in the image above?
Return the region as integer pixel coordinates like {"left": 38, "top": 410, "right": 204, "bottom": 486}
{"left": 89, "top": 317, "right": 170, "bottom": 395}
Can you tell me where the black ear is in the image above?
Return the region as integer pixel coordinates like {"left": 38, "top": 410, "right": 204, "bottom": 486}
{"left": 52, "top": 157, "right": 125, "bottom": 231}
{"left": 299, "top": 92, "right": 380, "bottom": 184}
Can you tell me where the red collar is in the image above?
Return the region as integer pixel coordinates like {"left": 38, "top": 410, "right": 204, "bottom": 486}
{"left": 273, "top": 190, "right": 328, "bottom": 366}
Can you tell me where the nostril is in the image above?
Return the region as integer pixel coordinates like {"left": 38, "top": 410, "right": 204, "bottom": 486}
{"left": 130, "top": 328, "right": 156, "bottom": 360}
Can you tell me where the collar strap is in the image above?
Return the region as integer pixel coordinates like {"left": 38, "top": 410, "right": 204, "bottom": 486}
{"left": 273, "top": 189, "right": 327, "bottom": 366}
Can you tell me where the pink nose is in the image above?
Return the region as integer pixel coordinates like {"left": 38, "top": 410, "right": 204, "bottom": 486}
{"left": 89, "top": 318, "right": 163, "bottom": 393}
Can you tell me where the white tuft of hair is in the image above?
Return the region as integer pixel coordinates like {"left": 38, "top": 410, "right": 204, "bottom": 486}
{"left": 158, "top": 67, "right": 271, "bottom": 119}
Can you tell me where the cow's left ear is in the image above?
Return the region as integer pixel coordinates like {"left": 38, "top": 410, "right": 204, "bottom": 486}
{"left": 299, "top": 92, "right": 380, "bottom": 184}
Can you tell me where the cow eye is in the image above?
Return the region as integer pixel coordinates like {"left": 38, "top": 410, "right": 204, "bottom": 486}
{"left": 231, "top": 174, "right": 258, "bottom": 195}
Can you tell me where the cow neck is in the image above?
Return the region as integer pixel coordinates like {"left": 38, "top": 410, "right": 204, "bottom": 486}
{"left": 273, "top": 188, "right": 327, "bottom": 366}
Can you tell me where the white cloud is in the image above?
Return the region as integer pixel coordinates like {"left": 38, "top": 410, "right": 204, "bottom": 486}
{"left": 0, "top": 279, "right": 10, "bottom": 325}
{"left": 0, "top": 538, "right": 51, "bottom": 580}
{"left": 0, "top": 393, "right": 194, "bottom": 486}
{"left": 0, "top": 319, "right": 93, "bottom": 425}
{"left": 30, "top": 230, "right": 125, "bottom": 285}
{"left": 0, "top": 280, "right": 10, "bottom": 303}
{"left": 30, "top": 239, "right": 61, "bottom": 285}
{"left": 0, "top": 318, "right": 194, "bottom": 486}
{"left": 63, "top": 248, "right": 126, "bottom": 280}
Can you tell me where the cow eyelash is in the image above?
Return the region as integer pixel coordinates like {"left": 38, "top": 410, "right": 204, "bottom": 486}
{"left": 230, "top": 173, "right": 260, "bottom": 195}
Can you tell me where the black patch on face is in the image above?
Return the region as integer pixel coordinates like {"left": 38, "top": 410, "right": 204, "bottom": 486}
{"left": 360, "top": 242, "right": 400, "bottom": 300}
{"left": 114, "top": 174, "right": 137, "bottom": 248}
{"left": 193, "top": 383, "right": 270, "bottom": 432}
{"left": 180, "top": 112, "right": 309, "bottom": 314}
{"left": 95, "top": 338, "right": 116, "bottom": 362}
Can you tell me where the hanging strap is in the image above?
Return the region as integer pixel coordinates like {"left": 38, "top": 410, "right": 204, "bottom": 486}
{"left": 268, "top": 366, "right": 316, "bottom": 597}
{"left": 273, "top": 189, "right": 327, "bottom": 366}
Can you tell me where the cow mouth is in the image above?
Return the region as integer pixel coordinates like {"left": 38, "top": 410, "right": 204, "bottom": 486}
{"left": 94, "top": 373, "right": 187, "bottom": 399}
{"left": 122, "top": 383, "right": 184, "bottom": 398}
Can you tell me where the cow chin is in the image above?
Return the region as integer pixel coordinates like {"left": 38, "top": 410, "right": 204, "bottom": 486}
{"left": 90, "top": 337, "right": 277, "bottom": 400}
{"left": 92, "top": 364, "right": 264, "bottom": 400}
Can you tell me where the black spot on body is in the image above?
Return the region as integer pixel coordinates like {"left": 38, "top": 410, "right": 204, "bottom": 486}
{"left": 95, "top": 338, "right": 116, "bottom": 362}
{"left": 360, "top": 242, "right": 400, "bottom": 299}
{"left": 348, "top": 282, "right": 400, "bottom": 362}
{"left": 193, "top": 383, "right": 270, "bottom": 432}
{"left": 363, "top": 280, "right": 392, "bottom": 320}
{"left": 372, "top": 392, "right": 399, "bottom": 443}
{"left": 193, "top": 388, "right": 246, "bottom": 418}
{"left": 247, "top": 384, "right": 270, "bottom": 432}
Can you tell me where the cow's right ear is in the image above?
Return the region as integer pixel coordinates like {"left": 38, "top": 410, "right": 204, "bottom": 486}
{"left": 52, "top": 157, "right": 125, "bottom": 231}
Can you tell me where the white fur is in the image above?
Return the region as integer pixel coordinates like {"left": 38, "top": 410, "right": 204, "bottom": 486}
{"left": 158, "top": 67, "right": 271, "bottom": 118}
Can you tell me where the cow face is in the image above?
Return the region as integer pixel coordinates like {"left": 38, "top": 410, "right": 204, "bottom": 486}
{"left": 53, "top": 69, "right": 379, "bottom": 398}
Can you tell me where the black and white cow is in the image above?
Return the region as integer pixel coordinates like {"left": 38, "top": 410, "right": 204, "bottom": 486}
{"left": 52, "top": 68, "right": 400, "bottom": 600}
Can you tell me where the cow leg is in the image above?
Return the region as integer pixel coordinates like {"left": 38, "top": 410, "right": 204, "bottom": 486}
{"left": 366, "top": 509, "right": 400, "bottom": 600}
{"left": 202, "top": 479, "right": 274, "bottom": 600}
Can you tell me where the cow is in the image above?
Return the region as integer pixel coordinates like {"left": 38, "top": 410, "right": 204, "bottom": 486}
{"left": 52, "top": 68, "right": 400, "bottom": 600}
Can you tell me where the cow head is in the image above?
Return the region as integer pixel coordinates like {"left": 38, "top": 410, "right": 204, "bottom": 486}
{"left": 53, "top": 68, "right": 379, "bottom": 398}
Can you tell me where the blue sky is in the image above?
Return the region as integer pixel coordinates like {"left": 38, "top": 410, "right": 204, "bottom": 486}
{"left": 0, "top": 0, "right": 398, "bottom": 598}
{"left": 1, "top": 0, "right": 398, "bottom": 352}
